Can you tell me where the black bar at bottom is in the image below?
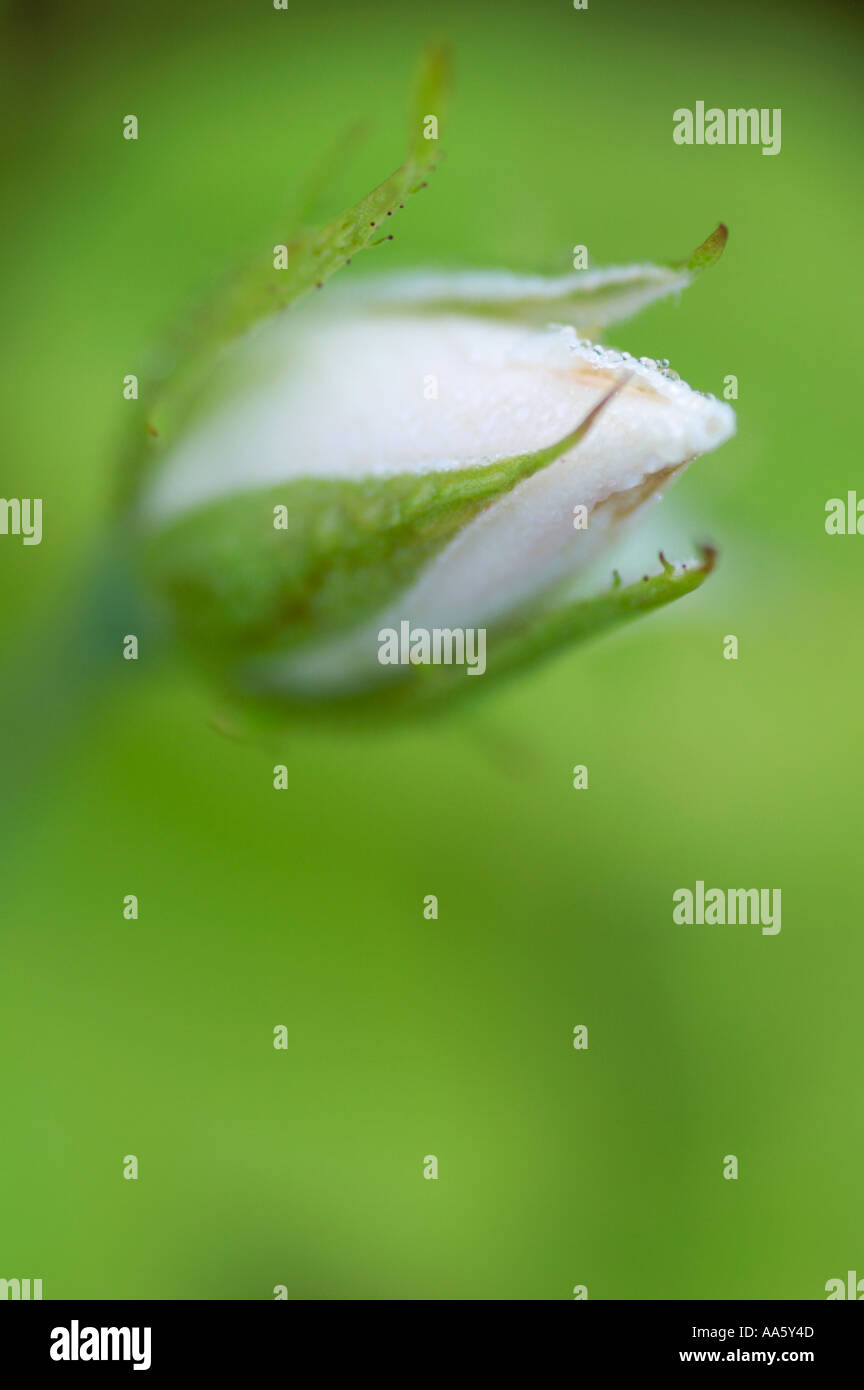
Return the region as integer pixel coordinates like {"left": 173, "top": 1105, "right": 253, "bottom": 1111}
{"left": 0, "top": 1299, "right": 859, "bottom": 1375}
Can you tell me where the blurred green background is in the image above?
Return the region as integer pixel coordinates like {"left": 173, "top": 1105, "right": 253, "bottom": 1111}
{"left": 1, "top": 0, "right": 862, "bottom": 1300}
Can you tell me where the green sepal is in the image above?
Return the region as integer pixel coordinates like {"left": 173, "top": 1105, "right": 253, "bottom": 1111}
{"left": 140, "top": 380, "right": 625, "bottom": 665}
{"left": 123, "top": 45, "right": 450, "bottom": 495}
{"left": 675, "top": 222, "right": 728, "bottom": 275}
{"left": 222, "top": 547, "right": 718, "bottom": 728}
{"left": 351, "top": 225, "right": 728, "bottom": 332}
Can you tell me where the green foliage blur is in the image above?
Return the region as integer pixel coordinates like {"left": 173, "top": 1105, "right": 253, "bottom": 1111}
{"left": 1, "top": 0, "right": 862, "bottom": 1299}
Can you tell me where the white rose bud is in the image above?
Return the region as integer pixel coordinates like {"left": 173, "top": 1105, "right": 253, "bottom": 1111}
{"left": 134, "top": 264, "right": 735, "bottom": 711}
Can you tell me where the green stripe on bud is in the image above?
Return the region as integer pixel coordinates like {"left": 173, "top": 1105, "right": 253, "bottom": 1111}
{"left": 140, "top": 381, "right": 624, "bottom": 665}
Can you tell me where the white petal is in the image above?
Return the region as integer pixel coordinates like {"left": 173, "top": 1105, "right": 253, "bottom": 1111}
{"left": 140, "top": 312, "right": 733, "bottom": 525}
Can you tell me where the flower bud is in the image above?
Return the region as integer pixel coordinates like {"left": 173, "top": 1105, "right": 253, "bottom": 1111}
{"left": 131, "top": 225, "right": 736, "bottom": 718}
